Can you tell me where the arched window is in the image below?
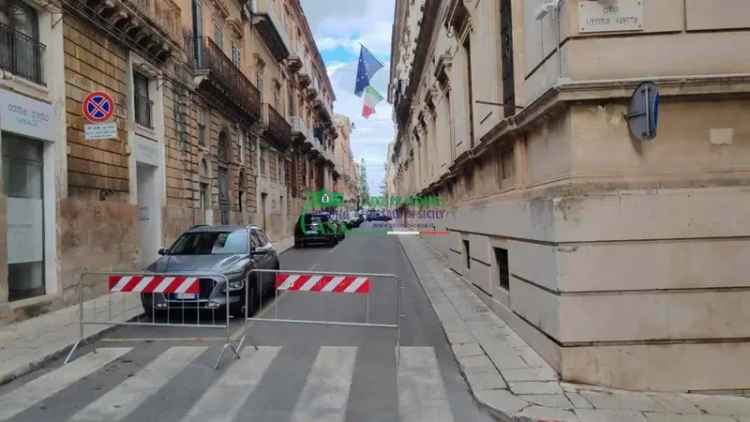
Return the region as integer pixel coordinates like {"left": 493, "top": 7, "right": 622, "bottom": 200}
{"left": 217, "top": 130, "right": 230, "bottom": 162}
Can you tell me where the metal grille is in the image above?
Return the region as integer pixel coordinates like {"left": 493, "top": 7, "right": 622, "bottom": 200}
{"left": 0, "top": 22, "right": 45, "bottom": 85}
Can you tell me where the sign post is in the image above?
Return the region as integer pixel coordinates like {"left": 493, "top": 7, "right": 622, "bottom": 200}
{"left": 82, "top": 91, "right": 117, "bottom": 140}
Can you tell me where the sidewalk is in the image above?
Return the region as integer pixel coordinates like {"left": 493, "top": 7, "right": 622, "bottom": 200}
{"left": 400, "top": 236, "right": 750, "bottom": 422}
{"left": 0, "top": 236, "right": 295, "bottom": 386}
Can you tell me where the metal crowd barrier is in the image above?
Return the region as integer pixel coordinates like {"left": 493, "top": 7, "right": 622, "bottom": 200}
{"left": 65, "top": 271, "right": 243, "bottom": 369}
{"left": 238, "top": 269, "right": 403, "bottom": 364}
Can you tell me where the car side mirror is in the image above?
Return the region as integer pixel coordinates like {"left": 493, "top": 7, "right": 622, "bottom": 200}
{"left": 158, "top": 248, "right": 169, "bottom": 256}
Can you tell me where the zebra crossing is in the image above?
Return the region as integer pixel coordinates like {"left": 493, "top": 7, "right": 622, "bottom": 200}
{"left": 0, "top": 346, "right": 458, "bottom": 422}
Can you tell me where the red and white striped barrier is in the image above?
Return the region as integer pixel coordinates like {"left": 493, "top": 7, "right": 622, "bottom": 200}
{"left": 108, "top": 275, "right": 200, "bottom": 294}
{"left": 275, "top": 273, "right": 370, "bottom": 294}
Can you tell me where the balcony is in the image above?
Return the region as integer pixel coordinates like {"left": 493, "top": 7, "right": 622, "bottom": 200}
{"left": 286, "top": 49, "right": 303, "bottom": 73}
{"left": 189, "top": 37, "right": 261, "bottom": 124}
{"left": 0, "top": 23, "right": 45, "bottom": 85}
{"left": 290, "top": 116, "right": 308, "bottom": 141}
{"left": 297, "top": 71, "right": 311, "bottom": 89}
{"left": 251, "top": 0, "right": 290, "bottom": 62}
{"left": 66, "top": 0, "right": 180, "bottom": 62}
{"left": 263, "top": 103, "right": 292, "bottom": 151}
{"left": 129, "top": 0, "right": 182, "bottom": 47}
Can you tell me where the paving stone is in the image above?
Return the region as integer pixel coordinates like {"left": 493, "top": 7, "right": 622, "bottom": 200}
{"left": 575, "top": 408, "right": 648, "bottom": 422}
{"left": 581, "top": 391, "right": 666, "bottom": 412}
{"left": 503, "top": 367, "right": 559, "bottom": 382}
{"left": 515, "top": 405, "right": 580, "bottom": 421}
{"left": 687, "top": 395, "right": 750, "bottom": 417}
{"left": 475, "top": 389, "right": 529, "bottom": 415}
{"left": 518, "top": 393, "right": 574, "bottom": 409}
{"left": 464, "top": 368, "right": 507, "bottom": 391}
{"left": 509, "top": 381, "right": 564, "bottom": 395}
{"left": 516, "top": 346, "right": 551, "bottom": 368}
{"left": 643, "top": 413, "right": 737, "bottom": 422}
{"left": 445, "top": 330, "right": 474, "bottom": 345}
{"left": 566, "top": 392, "right": 594, "bottom": 409}
{"left": 646, "top": 394, "right": 702, "bottom": 414}
{"left": 452, "top": 342, "right": 484, "bottom": 358}
{"left": 458, "top": 354, "right": 495, "bottom": 370}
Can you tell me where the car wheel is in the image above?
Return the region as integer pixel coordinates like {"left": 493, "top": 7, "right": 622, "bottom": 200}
{"left": 143, "top": 306, "right": 164, "bottom": 321}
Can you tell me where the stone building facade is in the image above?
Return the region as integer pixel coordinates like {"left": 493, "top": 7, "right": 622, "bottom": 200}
{"left": 0, "top": 0, "right": 345, "bottom": 323}
{"left": 332, "top": 114, "right": 359, "bottom": 203}
{"left": 388, "top": 0, "right": 750, "bottom": 392}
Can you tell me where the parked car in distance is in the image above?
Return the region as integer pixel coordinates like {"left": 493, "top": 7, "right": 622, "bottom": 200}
{"left": 142, "top": 225, "right": 279, "bottom": 318}
{"left": 295, "top": 212, "right": 338, "bottom": 247}
{"left": 366, "top": 210, "right": 393, "bottom": 222}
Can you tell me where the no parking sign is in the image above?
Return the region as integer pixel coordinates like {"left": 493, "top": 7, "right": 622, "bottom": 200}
{"left": 82, "top": 91, "right": 115, "bottom": 122}
{"left": 82, "top": 91, "right": 117, "bottom": 140}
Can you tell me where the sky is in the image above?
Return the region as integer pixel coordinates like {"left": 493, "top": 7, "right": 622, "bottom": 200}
{"left": 300, "top": 0, "right": 395, "bottom": 196}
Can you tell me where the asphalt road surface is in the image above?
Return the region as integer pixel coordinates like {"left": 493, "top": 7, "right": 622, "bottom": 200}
{"left": 0, "top": 223, "right": 496, "bottom": 422}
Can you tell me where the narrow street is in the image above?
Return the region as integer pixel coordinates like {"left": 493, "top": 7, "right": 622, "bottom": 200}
{"left": 0, "top": 224, "right": 495, "bottom": 422}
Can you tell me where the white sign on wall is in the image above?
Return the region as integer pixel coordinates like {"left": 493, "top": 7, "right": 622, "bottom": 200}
{"left": 84, "top": 122, "right": 118, "bottom": 140}
{"left": 0, "top": 90, "right": 55, "bottom": 141}
{"left": 579, "top": 0, "right": 644, "bottom": 33}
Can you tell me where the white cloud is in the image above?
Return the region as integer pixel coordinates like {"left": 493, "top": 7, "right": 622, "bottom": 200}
{"left": 301, "top": 0, "right": 395, "bottom": 195}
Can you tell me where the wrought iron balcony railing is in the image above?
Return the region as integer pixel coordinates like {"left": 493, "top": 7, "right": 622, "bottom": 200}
{"left": 189, "top": 36, "right": 261, "bottom": 122}
{"left": 263, "top": 103, "right": 292, "bottom": 151}
{"left": 0, "top": 23, "right": 45, "bottom": 85}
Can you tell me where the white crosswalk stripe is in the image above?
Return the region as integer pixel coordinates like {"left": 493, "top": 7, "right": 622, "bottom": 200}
{"left": 290, "top": 346, "right": 358, "bottom": 422}
{"left": 397, "top": 347, "right": 455, "bottom": 422}
{"left": 182, "top": 346, "right": 281, "bottom": 422}
{"left": 68, "top": 346, "right": 206, "bottom": 422}
{"left": 0, "top": 348, "right": 131, "bottom": 420}
{"left": 0, "top": 345, "right": 460, "bottom": 422}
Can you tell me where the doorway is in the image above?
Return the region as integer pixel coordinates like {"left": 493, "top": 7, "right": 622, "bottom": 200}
{"left": 137, "top": 163, "right": 160, "bottom": 267}
{"left": 218, "top": 167, "right": 229, "bottom": 225}
{"left": 3, "top": 135, "right": 45, "bottom": 301}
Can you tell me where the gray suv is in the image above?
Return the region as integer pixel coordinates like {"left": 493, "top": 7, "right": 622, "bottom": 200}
{"left": 142, "top": 225, "right": 280, "bottom": 317}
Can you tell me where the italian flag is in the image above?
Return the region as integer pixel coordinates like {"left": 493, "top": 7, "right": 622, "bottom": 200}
{"left": 362, "top": 85, "right": 384, "bottom": 119}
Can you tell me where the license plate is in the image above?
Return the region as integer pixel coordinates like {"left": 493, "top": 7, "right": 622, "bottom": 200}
{"left": 175, "top": 293, "right": 197, "bottom": 300}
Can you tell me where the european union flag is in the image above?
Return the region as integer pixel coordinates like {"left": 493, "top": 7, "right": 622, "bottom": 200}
{"left": 354, "top": 45, "right": 383, "bottom": 97}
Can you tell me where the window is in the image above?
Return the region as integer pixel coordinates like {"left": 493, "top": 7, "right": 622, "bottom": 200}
{"left": 278, "top": 157, "right": 284, "bottom": 182}
{"left": 3, "top": 135, "right": 45, "bottom": 301}
{"left": 495, "top": 247, "right": 509, "bottom": 290}
{"left": 499, "top": 147, "right": 514, "bottom": 181}
{"left": 213, "top": 17, "right": 223, "bottom": 49}
{"left": 462, "top": 36, "right": 474, "bottom": 147}
{"left": 463, "top": 239, "right": 471, "bottom": 269}
{"left": 168, "top": 231, "right": 248, "bottom": 255}
{"left": 197, "top": 108, "right": 207, "bottom": 146}
{"left": 217, "top": 130, "right": 230, "bottom": 162}
{"left": 288, "top": 87, "right": 296, "bottom": 117}
{"left": 238, "top": 191, "right": 244, "bottom": 213}
{"left": 500, "top": 0, "right": 516, "bottom": 118}
{"left": 133, "top": 72, "right": 152, "bottom": 128}
{"left": 231, "top": 42, "right": 241, "bottom": 66}
{"left": 239, "top": 131, "right": 245, "bottom": 164}
{"left": 0, "top": 1, "right": 43, "bottom": 84}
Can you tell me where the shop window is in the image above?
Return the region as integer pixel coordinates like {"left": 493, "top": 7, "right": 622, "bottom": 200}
{"left": 2, "top": 135, "right": 45, "bottom": 301}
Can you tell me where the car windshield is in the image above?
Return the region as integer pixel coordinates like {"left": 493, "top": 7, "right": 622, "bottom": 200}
{"left": 304, "top": 214, "right": 330, "bottom": 224}
{"left": 168, "top": 231, "right": 248, "bottom": 255}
